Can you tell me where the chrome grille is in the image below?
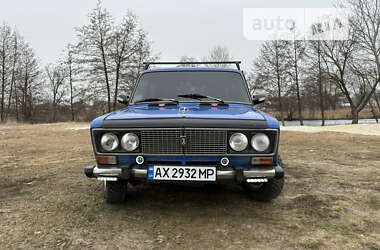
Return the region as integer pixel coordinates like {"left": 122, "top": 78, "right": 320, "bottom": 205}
{"left": 185, "top": 130, "right": 227, "bottom": 154}
{"left": 141, "top": 129, "right": 227, "bottom": 155}
{"left": 141, "top": 129, "right": 183, "bottom": 154}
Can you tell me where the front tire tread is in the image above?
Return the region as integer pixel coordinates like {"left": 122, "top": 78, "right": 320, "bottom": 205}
{"left": 104, "top": 180, "right": 127, "bottom": 204}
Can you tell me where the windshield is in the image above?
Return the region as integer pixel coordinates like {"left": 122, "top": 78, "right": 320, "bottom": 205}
{"left": 131, "top": 71, "right": 251, "bottom": 104}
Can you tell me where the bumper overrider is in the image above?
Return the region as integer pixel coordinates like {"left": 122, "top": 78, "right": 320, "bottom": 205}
{"left": 84, "top": 164, "right": 284, "bottom": 183}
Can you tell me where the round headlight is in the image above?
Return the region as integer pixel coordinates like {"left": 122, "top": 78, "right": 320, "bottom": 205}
{"left": 251, "top": 133, "right": 270, "bottom": 152}
{"left": 101, "top": 133, "right": 119, "bottom": 151}
{"left": 121, "top": 133, "right": 139, "bottom": 151}
{"left": 229, "top": 133, "right": 248, "bottom": 152}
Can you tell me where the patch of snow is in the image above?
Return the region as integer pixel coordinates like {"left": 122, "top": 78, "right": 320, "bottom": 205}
{"left": 69, "top": 126, "right": 89, "bottom": 130}
{"left": 281, "top": 124, "right": 380, "bottom": 136}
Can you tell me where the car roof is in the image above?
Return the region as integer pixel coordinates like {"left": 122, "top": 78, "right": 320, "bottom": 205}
{"left": 141, "top": 67, "right": 241, "bottom": 74}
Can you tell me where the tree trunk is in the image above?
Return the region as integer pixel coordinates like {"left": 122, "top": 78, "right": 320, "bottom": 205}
{"left": 374, "top": 92, "right": 380, "bottom": 113}
{"left": 15, "top": 85, "right": 18, "bottom": 121}
{"left": 351, "top": 108, "right": 359, "bottom": 124}
{"left": 368, "top": 100, "right": 378, "bottom": 123}
{"left": 1, "top": 41, "right": 5, "bottom": 123}
{"left": 294, "top": 41, "right": 303, "bottom": 126}
{"left": 100, "top": 43, "right": 111, "bottom": 113}
{"left": 27, "top": 88, "right": 32, "bottom": 122}
{"left": 6, "top": 39, "right": 18, "bottom": 121}
{"left": 53, "top": 103, "right": 57, "bottom": 122}
{"left": 113, "top": 62, "right": 120, "bottom": 110}
{"left": 5, "top": 78, "right": 13, "bottom": 122}
{"left": 6, "top": 47, "right": 17, "bottom": 121}
{"left": 52, "top": 88, "right": 56, "bottom": 122}
{"left": 317, "top": 41, "right": 325, "bottom": 126}
{"left": 23, "top": 63, "right": 28, "bottom": 122}
{"left": 275, "top": 42, "right": 285, "bottom": 126}
{"left": 69, "top": 58, "right": 74, "bottom": 121}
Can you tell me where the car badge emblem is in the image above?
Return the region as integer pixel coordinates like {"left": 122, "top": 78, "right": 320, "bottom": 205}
{"left": 180, "top": 135, "right": 187, "bottom": 146}
{"left": 180, "top": 107, "right": 188, "bottom": 116}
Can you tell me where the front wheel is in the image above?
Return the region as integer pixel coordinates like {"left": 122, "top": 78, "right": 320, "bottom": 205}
{"left": 244, "top": 177, "right": 284, "bottom": 201}
{"left": 104, "top": 180, "right": 127, "bottom": 204}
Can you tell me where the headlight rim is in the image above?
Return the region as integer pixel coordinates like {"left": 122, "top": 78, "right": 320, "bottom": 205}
{"left": 100, "top": 132, "right": 119, "bottom": 152}
{"left": 251, "top": 132, "right": 270, "bottom": 152}
{"left": 121, "top": 132, "right": 140, "bottom": 152}
{"left": 229, "top": 132, "right": 249, "bottom": 152}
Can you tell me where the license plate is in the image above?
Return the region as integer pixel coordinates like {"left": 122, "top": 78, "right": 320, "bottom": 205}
{"left": 147, "top": 165, "right": 216, "bottom": 182}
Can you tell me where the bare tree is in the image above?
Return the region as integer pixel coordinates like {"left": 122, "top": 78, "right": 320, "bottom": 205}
{"left": 204, "top": 46, "right": 233, "bottom": 68}
{"left": 62, "top": 44, "right": 82, "bottom": 121}
{"left": 76, "top": 2, "right": 155, "bottom": 113}
{"left": 285, "top": 40, "right": 305, "bottom": 125}
{"left": 111, "top": 12, "right": 146, "bottom": 110}
{"left": 179, "top": 56, "right": 199, "bottom": 67}
{"left": 119, "top": 38, "right": 157, "bottom": 95}
{"left": 346, "top": 0, "right": 380, "bottom": 123}
{"left": 321, "top": 0, "right": 380, "bottom": 124}
{"left": 66, "top": 45, "right": 75, "bottom": 121}
{"left": 76, "top": 1, "right": 114, "bottom": 113}
{"left": 322, "top": 39, "right": 357, "bottom": 120}
{"left": 321, "top": 38, "right": 379, "bottom": 124}
{"left": 5, "top": 30, "right": 20, "bottom": 121}
{"left": 254, "top": 41, "right": 290, "bottom": 126}
{"left": 0, "top": 23, "right": 12, "bottom": 122}
{"left": 18, "top": 43, "right": 40, "bottom": 122}
{"left": 307, "top": 41, "right": 327, "bottom": 125}
{"left": 45, "top": 63, "right": 66, "bottom": 122}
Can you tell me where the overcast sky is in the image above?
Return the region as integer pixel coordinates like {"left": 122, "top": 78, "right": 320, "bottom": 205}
{"left": 1, "top": 0, "right": 333, "bottom": 71}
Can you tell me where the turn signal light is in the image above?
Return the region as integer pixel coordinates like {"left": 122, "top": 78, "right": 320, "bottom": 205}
{"left": 96, "top": 156, "right": 117, "bottom": 165}
{"left": 251, "top": 157, "right": 273, "bottom": 165}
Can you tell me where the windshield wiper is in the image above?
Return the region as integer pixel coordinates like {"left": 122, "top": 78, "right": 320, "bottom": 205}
{"left": 134, "top": 98, "right": 179, "bottom": 104}
{"left": 178, "top": 93, "right": 225, "bottom": 103}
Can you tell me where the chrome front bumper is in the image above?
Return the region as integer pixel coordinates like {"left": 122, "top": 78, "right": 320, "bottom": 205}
{"left": 85, "top": 165, "right": 284, "bottom": 181}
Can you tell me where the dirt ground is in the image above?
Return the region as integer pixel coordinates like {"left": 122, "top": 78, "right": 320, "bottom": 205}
{"left": 0, "top": 123, "right": 379, "bottom": 249}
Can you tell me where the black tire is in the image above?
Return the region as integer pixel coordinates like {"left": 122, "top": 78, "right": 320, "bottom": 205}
{"left": 104, "top": 180, "right": 127, "bottom": 204}
{"left": 244, "top": 177, "right": 284, "bottom": 201}
{"left": 278, "top": 156, "right": 285, "bottom": 169}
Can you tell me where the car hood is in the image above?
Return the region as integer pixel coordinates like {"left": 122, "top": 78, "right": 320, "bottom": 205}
{"left": 104, "top": 103, "right": 266, "bottom": 121}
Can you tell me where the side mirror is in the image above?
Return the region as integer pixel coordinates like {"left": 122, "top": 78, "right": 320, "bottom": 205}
{"left": 118, "top": 95, "right": 130, "bottom": 105}
{"left": 252, "top": 95, "right": 265, "bottom": 105}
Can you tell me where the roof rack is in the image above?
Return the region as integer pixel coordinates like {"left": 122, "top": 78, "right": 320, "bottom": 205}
{"left": 143, "top": 61, "right": 242, "bottom": 71}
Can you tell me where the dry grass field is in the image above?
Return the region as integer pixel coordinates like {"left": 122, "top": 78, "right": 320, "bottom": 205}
{"left": 0, "top": 123, "right": 379, "bottom": 249}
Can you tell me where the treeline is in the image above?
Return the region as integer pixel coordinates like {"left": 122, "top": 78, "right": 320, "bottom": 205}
{"left": 251, "top": 0, "right": 380, "bottom": 125}
{"left": 0, "top": 25, "right": 39, "bottom": 122}
{"left": 0, "top": 2, "right": 155, "bottom": 123}
{"left": 1, "top": 0, "right": 380, "bottom": 124}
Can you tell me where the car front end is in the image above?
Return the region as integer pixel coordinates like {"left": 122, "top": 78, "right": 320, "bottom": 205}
{"left": 84, "top": 63, "right": 285, "bottom": 203}
{"left": 85, "top": 127, "right": 284, "bottom": 183}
